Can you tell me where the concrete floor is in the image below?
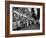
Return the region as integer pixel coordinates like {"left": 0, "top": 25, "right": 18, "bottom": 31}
{"left": 20, "top": 24, "right": 40, "bottom": 30}
{"left": 13, "top": 23, "right": 40, "bottom": 31}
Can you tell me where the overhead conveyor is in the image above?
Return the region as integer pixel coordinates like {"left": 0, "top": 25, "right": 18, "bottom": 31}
{"left": 13, "top": 10, "right": 39, "bottom": 23}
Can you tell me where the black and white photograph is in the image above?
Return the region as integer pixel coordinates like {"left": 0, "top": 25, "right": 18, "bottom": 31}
{"left": 10, "top": 4, "right": 43, "bottom": 34}
{"left": 12, "top": 7, "right": 40, "bottom": 31}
